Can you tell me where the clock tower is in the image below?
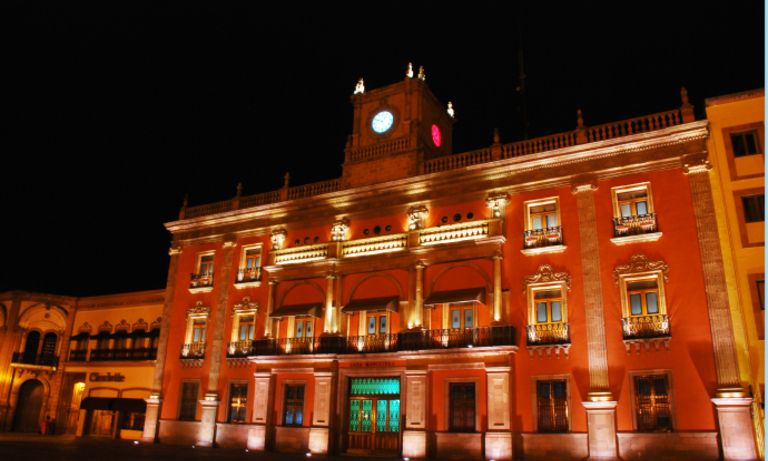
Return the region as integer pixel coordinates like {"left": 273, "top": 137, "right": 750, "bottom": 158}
{"left": 341, "top": 66, "right": 455, "bottom": 188}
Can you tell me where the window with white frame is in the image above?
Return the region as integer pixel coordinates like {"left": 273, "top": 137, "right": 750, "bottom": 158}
{"left": 237, "top": 245, "right": 262, "bottom": 284}
{"left": 611, "top": 183, "right": 658, "bottom": 238}
{"left": 614, "top": 254, "right": 670, "bottom": 339}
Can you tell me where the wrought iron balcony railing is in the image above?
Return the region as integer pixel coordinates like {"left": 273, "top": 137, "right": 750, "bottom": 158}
{"left": 248, "top": 325, "right": 515, "bottom": 356}
{"left": 68, "top": 349, "right": 88, "bottom": 362}
{"left": 613, "top": 213, "right": 658, "bottom": 237}
{"left": 88, "top": 348, "right": 158, "bottom": 361}
{"left": 227, "top": 340, "right": 253, "bottom": 357}
{"left": 181, "top": 342, "right": 206, "bottom": 358}
{"left": 527, "top": 322, "right": 570, "bottom": 345}
{"left": 190, "top": 272, "right": 214, "bottom": 289}
{"left": 12, "top": 352, "right": 59, "bottom": 368}
{"left": 523, "top": 226, "right": 564, "bottom": 249}
{"left": 622, "top": 314, "right": 670, "bottom": 339}
{"left": 235, "top": 268, "right": 261, "bottom": 284}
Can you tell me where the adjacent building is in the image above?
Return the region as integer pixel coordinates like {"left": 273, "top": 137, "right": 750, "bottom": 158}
{"left": 706, "top": 89, "right": 765, "bottom": 458}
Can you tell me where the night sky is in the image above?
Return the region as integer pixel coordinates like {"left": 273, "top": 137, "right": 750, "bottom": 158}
{"left": 1, "top": 2, "right": 763, "bottom": 297}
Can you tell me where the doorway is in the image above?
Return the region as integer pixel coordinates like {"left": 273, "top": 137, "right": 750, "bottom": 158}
{"left": 346, "top": 377, "right": 401, "bottom": 455}
{"left": 12, "top": 379, "right": 44, "bottom": 432}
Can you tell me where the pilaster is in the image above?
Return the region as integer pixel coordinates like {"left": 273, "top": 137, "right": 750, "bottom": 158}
{"left": 143, "top": 244, "right": 182, "bottom": 442}
{"left": 309, "top": 371, "right": 334, "bottom": 454}
{"left": 485, "top": 366, "right": 512, "bottom": 460}
{"left": 711, "top": 397, "right": 759, "bottom": 460}
{"left": 492, "top": 253, "right": 503, "bottom": 323}
{"left": 264, "top": 279, "right": 277, "bottom": 337}
{"left": 582, "top": 400, "right": 618, "bottom": 460}
{"left": 247, "top": 371, "right": 274, "bottom": 451}
{"left": 196, "top": 393, "right": 220, "bottom": 447}
{"left": 403, "top": 369, "right": 428, "bottom": 459}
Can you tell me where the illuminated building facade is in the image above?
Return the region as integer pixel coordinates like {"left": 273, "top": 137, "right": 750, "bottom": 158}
{"left": 705, "top": 89, "right": 765, "bottom": 458}
{"left": 0, "top": 290, "right": 163, "bottom": 438}
{"left": 139, "top": 70, "right": 758, "bottom": 461}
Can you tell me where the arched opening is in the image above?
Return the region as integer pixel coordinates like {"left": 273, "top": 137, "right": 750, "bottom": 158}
{"left": 12, "top": 380, "right": 44, "bottom": 432}
{"left": 22, "top": 331, "right": 40, "bottom": 363}
{"left": 40, "top": 332, "right": 57, "bottom": 365}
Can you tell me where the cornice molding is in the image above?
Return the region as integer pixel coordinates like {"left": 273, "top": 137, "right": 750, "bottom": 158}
{"left": 612, "top": 254, "right": 670, "bottom": 284}
{"left": 524, "top": 265, "right": 571, "bottom": 290}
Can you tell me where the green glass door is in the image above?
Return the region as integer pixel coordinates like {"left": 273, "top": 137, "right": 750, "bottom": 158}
{"left": 347, "top": 378, "right": 401, "bottom": 454}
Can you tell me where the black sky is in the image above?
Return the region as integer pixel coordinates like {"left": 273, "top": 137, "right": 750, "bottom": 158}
{"left": 1, "top": 2, "right": 763, "bottom": 297}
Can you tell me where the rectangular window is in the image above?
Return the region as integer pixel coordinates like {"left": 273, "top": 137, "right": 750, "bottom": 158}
{"left": 179, "top": 381, "right": 199, "bottom": 421}
{"left": 449, "top": 382, "right": 476, "bottom": 432}
{"left": 238, "top": 316, "right": 255, "bottom": 341}
{"left": 244, "top": 248, "right": 262, "bottom": 270}
{"left": 295, "top": 319, "right": 313, "bottom": 338}
{"left": 449, "top": 304, "right": 474, "bottom": 329}
{"left": 283, "top": 384, "right": 305, "bottom": 426}
{"left": 627, "top": 280, "right": 660, "bottom": 316}
{"left": 617, "top": 189, "right": 650, "bottom": 218}
{"left": 367, "top": 313, "right": 387, "bottom": 335}
{"left": 534, "top": 289, "right": 564, "bottom": 323}
{"left": 192, "top": 318, "right": 207, "bottom": 343}
{"left": 742, "top": 194, "right": 765, "bottom": 223}
{"left": 634, "top": 374, "right": 672, "bottom": 432}
{"left": 731, "top": 130, "right": 762, "bottom": 157}
{"left": 198, "top": 254, "right": 214, "bottom": 275}
{"left": 228, "top": 383, "right": 248, "bottom": 423}
{"left": 537, "top": 379, "right": 568, "bottom": 432}
{"left": 525, "top": 198, "right": 560, "bottom": 231}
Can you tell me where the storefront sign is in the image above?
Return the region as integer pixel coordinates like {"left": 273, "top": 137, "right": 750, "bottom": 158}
{"left": 350, "top": 361, "right": 397, "bottom": 368}
{"left": 89, "top": 372, "right": 126, "bottom": 382}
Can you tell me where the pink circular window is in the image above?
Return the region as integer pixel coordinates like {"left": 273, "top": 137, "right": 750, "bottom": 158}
{"left": 431, "top": 124, "right": 442, "bottom": 147}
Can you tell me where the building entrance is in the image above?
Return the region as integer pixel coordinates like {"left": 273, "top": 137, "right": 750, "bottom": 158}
{"left": 12, "top": 379, "right": 44, "bottom": 432}
{"left": 346, "top": 377, "right": 401, "bottom": 454}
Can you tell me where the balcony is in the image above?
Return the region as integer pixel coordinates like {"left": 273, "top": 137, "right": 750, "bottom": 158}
{"left": 88, "top": 348, "right": 158, "bottom": 361}
{"left": 227, "top": 340, "right": 252, "bottom": 357}
{"left": 521, "top": 226, "right": 566, "bottom": 255}
{"left": 235, "top": 267, "right": 262, "bottom": 288}
{"left": 248, "top": 325, "right": 515, "bottom": 356}
{"left": 419, "top": 220, "right": 491, "bottom": 246}
{"left": 274, "top": 243, "right": 328, "bottom": 265}
{"left": 527, "top": 323, "right": 570, "bottom": 345}
{"left": 181, "top": 342, "right": 206, "bottom": 358}
{"left": 611, "top": 214, "right": 662, "bottom": 245}
{"left": 68, "top": 349, "right": 88, "bottom": 362}
{"left": 189, "top": 272, "right": 214, "bottom": 293}
{"left": 622, "top": 314, "right": 670, "bottom": 352}
{"left": 11, "top": 352, "right": 59, "bottom": 369}
{"left": 341, "top": 233, "right": 408, "bottom": 258}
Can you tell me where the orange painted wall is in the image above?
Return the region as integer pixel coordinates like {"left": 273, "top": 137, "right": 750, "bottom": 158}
{"left": 424, "top": 200, "right": 488, "bottom": 229}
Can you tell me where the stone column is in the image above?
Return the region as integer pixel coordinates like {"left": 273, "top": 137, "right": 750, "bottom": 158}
{"left": 323, "top": 274, "right": 335, "bottom": 334}
{"left": 685, "top": 161, "right": 757, "bottom": 460}
{"left": 309, "top": 371, "right": 334, "bottom": 454}
{"left": 412, "top": 262, "right": 425, "bottom": 329}
{"left": 402, "top": 369, "right": 428, "bottom": 459}
{"left": 485, "top": 366, "right": 512, "bottom": 461}
{"left": 247, "top": 371, "right": 274, "bottom": 451}
{"left": 264, "top": 280, "right": 276, "bottom": 337}
{"left": 492, "top": 253, "right": 503, "bottom": 323}
{"left": 573, "top": 182, "right": 617, "bottom": 460}
{"left": 196, "top": 240, "right": 236, "bottom": 447}
{"left": 142, "top": 244, "right": 182, "bottom": 443}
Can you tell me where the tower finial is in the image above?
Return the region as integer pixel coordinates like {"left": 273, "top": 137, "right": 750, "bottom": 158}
{"left": 406, "top": 62, "right": 414, "bottom": 78}
{"left": 447, "top": 101, "right": 455, "bottom": 118}
{"left": 283, "top": 172, "right": 290, "bottom": 188}
{"left": 417, "top": 65, "right": 426, "bottom": 81}
{"left": 354, "top": 78, "right": 365, "bottom": 95}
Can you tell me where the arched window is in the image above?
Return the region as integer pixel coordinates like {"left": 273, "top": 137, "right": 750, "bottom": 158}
{"left": 22, "top": 331, "right": 40, "bottom": 363}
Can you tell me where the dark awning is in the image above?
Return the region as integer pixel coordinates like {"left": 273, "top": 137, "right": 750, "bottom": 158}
{"left": 424, "top": 288, "right": 486, "bottom": 306}
{"left": 269, "top": 303, "right": 322, "bottom": 318}
{"left": 80, "top": 397, "right": 146, "bottom": 413}
{"left": 341, "top": 296, "right": 399, "bottom": 313}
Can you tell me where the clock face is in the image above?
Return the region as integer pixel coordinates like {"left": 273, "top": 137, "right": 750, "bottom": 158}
{"left": 371, "top": 110, "right": 394, "bottom": 134}
{"left": 431, "top": 124, "right": 442, "bottom": 147}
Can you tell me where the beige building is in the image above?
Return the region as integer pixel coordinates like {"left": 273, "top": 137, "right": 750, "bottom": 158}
{"left": 706, "top": 89, "right": 765, "bottom": 458}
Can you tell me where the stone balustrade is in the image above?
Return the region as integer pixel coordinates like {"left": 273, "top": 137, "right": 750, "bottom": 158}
{"left": 341, "top": 233, "right": 408, "bottom": 257}
{"left": 419, "top": 220, "right": 490, "bottom": 245}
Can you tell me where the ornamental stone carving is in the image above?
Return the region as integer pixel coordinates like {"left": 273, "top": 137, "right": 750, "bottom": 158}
{"left": 407, "top": 206, "right": 428, "bottom": 230}
{"left": 331, "top": 218, "right": 350, "bottom": 241}
{"left": 524, "top": 264, "right": 571, "bottom": 290}
{"left": 486, "top": 192, "right": 509, "bottom": 218}
{"left": 232, "top": 296, "right": 259, "bottom": 316}
{"left": 613, "top": 254, "right": 669, "bottom": 284}
{"left": 270, "top": 229, "right": 287, "bottom": 250}
{"left": 186, "top": 301, "right": 211, "bottom": 318}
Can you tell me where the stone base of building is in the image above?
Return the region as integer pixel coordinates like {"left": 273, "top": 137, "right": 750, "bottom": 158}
{"left": 712, "top": 397, "right": 759, "bottom": 461}
{"left": 274, "top": 426, "right": 310, "bottom": 453}
{"left": 617, "top": 432, "right": 719, "bottom": 461}
{"left": 214, "top": 423, "right": 250, "bottom": 449}
{"left": 157, "top": 419, "right": 201, "bottom": 446}
{"left": 520, "top": 433, "right": 589, "bottom": 461}
{"left": 484, "top": 431, "right": 512, "bottom": 460}
{"left": 246, "top": 425, "right": 267, "bottom": 451}
{"left": 308, "top": 427, "right": 329, "bottom": 454}
{"left": 434, "top": 432, "right": 482, "bottom": 460}
{"left": 402, "top": 430, "right": 427, "bottom": 459}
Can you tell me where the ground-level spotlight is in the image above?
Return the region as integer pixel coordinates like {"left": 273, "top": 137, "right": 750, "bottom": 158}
{"left": 191, "top": 445, "right": 196, "bottom": 449}
{"left": 133, "top": 441, "right": 139, "bottom": 445}
{"left": 245, "top": 449, "right": 249, "bottom": 452}
{"left": 305, "top": 452, "right": 312, "bottom": 457}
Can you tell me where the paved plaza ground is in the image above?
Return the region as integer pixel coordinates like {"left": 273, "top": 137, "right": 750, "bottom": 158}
{"left": 0, "top": 434, "right": 404, "bottom": 461}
